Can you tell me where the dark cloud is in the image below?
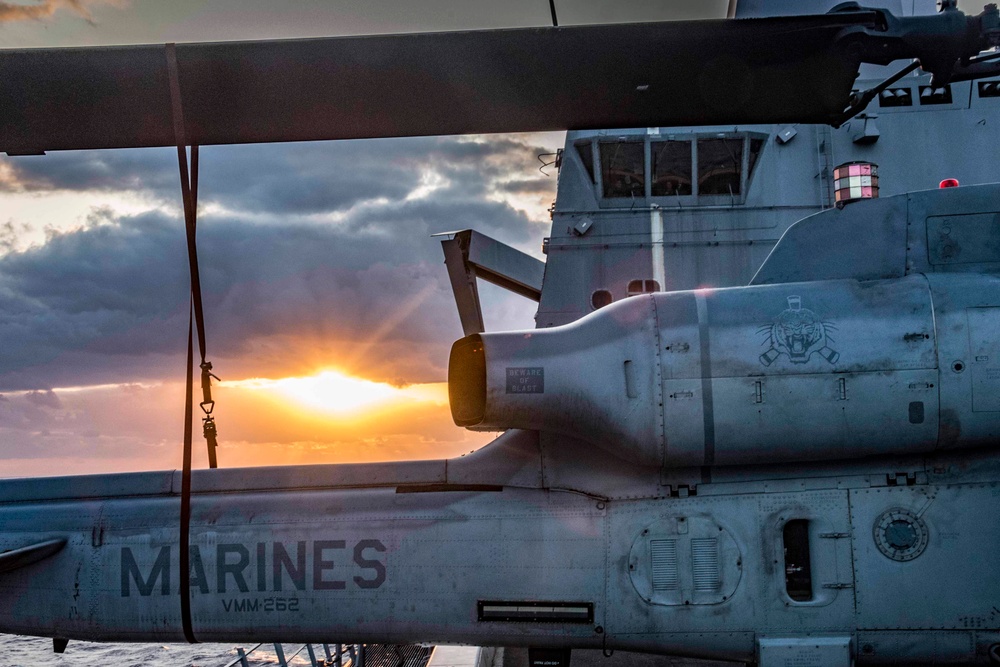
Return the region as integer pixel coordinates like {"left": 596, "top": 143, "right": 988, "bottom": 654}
{"left": 499, "top": 177, "right": 556, "bottom": 194}
{"left": 0, "top": 220, "right": 29, "bottom": 254}
{"left": 0, "top": 134, "right": 557, "bottom": 391}
{"left": 0, "top": 384, "right": 184, "bottom": 473}
{"left": 24, "top": 389, "right": 61, "bottom": 408}
{"left": 1, "top": 136, "right": 551, "bottom": 216}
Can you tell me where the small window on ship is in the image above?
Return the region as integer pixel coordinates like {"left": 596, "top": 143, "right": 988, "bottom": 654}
{"left": 698, "top": 138, "right": 743, "bottom": 196}
{"left": 600, "top": 141, "right": 644, "bottom": 199}
{"left": 651, "top": 140, "right": 692, "bottom": 196}
{"left": 627, "top": 280, "right": 660, "bottom": 297}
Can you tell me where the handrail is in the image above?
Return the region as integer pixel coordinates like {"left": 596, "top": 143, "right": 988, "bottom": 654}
{"left": 221, "top": 642, "right": 348, "bottom": 667}
{"left": 221, "top": 643, "right": 262, "bottom": 667}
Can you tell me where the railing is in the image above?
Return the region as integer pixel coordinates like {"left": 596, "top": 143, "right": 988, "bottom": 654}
{"left": 219, "top": 641, "right": 442, "bottom": 667}
{"left": 222, "top": 642, "right": 356, "bottom": 667}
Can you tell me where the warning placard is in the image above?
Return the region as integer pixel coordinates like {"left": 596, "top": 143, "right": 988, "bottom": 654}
{"left": 506, "top": 367, "right": 544, "bottom": 394}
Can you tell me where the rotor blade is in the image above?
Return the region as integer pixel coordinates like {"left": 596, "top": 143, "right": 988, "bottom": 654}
{"left": 0, "top": 9, "right": 980, "bottom": 153}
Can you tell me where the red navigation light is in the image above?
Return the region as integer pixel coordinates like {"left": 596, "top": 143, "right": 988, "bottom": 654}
{"left": 939, "top": 178, "right": 960, "bottom": 188}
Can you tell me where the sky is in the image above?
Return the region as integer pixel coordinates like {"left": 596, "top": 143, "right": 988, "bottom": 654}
{"left": 0, "top": 0, "right": 728, "bottom": 477}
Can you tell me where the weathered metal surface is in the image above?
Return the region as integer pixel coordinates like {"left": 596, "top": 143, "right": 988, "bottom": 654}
{"left": 6, "top": 2, "right": 1000, "bottom": 664}
{"left": 539, "top": 79, "right": 1000, "bottom": 326}
{"left": 462, "top": 231, "right": 544, "bottom": 301}
{"left": 850, "top": 484, "right": 1000, "bottom": 631}
{"left": 5, "top": 427, "right": 1000, "bottom": 659}
{"left": 0, "top": 12, "right": 914, "bottom": 154}
{"left": 453, "top": 270, "right": 998, "bottom": 468}
{"left": 758, "top": 636, "right": 852, "bottom": 667}
{"left": 752, "top": 184, "right": 1000, "bottom": 286}
{"left": 0, "top": 461, "right": 450, "bottom": 504}
{"left": 442, "top": 235, "right": 487, "bottom": 337}
{"left": 440, "top": 230, "right": 545, "bottom": 336}
{"left": 0, "top": 486, "right": 607, "bottom": 644}
{"left": 0, "top": 538, "right": 67, "bottom": 574}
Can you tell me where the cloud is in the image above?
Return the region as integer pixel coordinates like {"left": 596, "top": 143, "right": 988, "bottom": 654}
{"left": 0, "top": 134, "right": 558, "bottom": 392}
{"left": 24, "top": 389, "right": 61, "bottom": 408}
{"left": 1, "top": 136, "right": 551, "bottom": 219}
{"left": 499, "top": 177, "right": 557, "bottom": 194}
{"left": 0, "top": 219, "right": 29, "bottom": 254}
{"left": 0, "top": 0, "right": 124, "bottom": 24}
{"left": 0, "top": 207, "right": 487, "bottom": 389}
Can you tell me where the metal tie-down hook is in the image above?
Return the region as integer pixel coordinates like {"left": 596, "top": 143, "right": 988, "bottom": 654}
{"left": 200, "top": 361, "right": 221, "bottom": 467}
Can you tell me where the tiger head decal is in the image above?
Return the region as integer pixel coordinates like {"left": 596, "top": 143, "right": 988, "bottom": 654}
{"left": 759, "top": 295, "right": 839, "bottom": 366}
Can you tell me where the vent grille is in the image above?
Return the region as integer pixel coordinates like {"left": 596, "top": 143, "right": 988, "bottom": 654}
{"left": 478, "top": 601, "right": 593, "bottom": 623}
{"left": 650, "top": 539, "right": 678, "bottom": 591}
{"left": 691, "top": 538, "right": 720, "bottom": 591}
{"left": 629, "top": 517, "right": 741, "bottom": 607}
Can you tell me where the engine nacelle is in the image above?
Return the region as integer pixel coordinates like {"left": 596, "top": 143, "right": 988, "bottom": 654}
{"left": 450, "top": 274, "right": 1000, "bottom": 468}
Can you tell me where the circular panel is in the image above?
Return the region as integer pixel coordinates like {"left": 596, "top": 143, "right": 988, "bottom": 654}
{"left": 628, "top": 516, "right": 742, "bottom": 606}
{"left": 873, "top": 508, "right": 928, "bottom": 562}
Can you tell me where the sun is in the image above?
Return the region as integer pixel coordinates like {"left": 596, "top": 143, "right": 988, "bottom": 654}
{"left": 226, "top": 369, "right": 446, "bottom": 416}
{"left": 264, "top": 370, "right": 399, "bottom": 413}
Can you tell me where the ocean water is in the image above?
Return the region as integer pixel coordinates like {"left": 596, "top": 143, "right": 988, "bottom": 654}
{"left": 0, "top": 634, "right": 321, "bottom": 667}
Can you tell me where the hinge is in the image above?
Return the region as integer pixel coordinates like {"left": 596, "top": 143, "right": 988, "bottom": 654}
{"left": 91, "top": 517, "right": 106, "bottom": 548}
{"left": 670, "top": 484, "right": 697, "bottom": 498}
{"left": 886, "top": 471, "right": 917, "bottom": 486}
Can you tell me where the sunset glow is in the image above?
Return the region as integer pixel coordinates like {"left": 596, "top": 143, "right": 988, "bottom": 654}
{"left": 0, "top": 4, "right": 564, "bottom": 480}
{"left": 227, "top": 370, "right": 447, "bottom": 415}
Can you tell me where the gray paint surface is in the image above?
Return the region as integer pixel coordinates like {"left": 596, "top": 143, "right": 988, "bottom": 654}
{"left": 5, "top": 2, "right": 1000, "bottom": 665}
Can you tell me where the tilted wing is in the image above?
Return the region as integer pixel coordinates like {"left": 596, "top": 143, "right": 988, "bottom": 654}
{"left": 0, "top": 6, "right": 994, "bottom": 153}
{"left": 0, "top": 539, "right": 66, "bottom": 575}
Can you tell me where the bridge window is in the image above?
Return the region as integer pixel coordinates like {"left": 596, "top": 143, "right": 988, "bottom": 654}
{"left": 698, "top": 138, "right": 743, "bottom": 196}
{"left": 587, "top": 132, "right": 765, "bottom": 206}
{"left": 600, "top": 141, "right": 645, "bottom": 199}
{"left": 651, "top": 140, "right": 692, "bottom": 196}
{"left": 627, "top": 280, "right": 660, "bottom": 296}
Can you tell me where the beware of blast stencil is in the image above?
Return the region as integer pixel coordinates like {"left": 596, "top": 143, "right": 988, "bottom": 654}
{"left": 506, "top": 367, "right": 544, "bottom": 394}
